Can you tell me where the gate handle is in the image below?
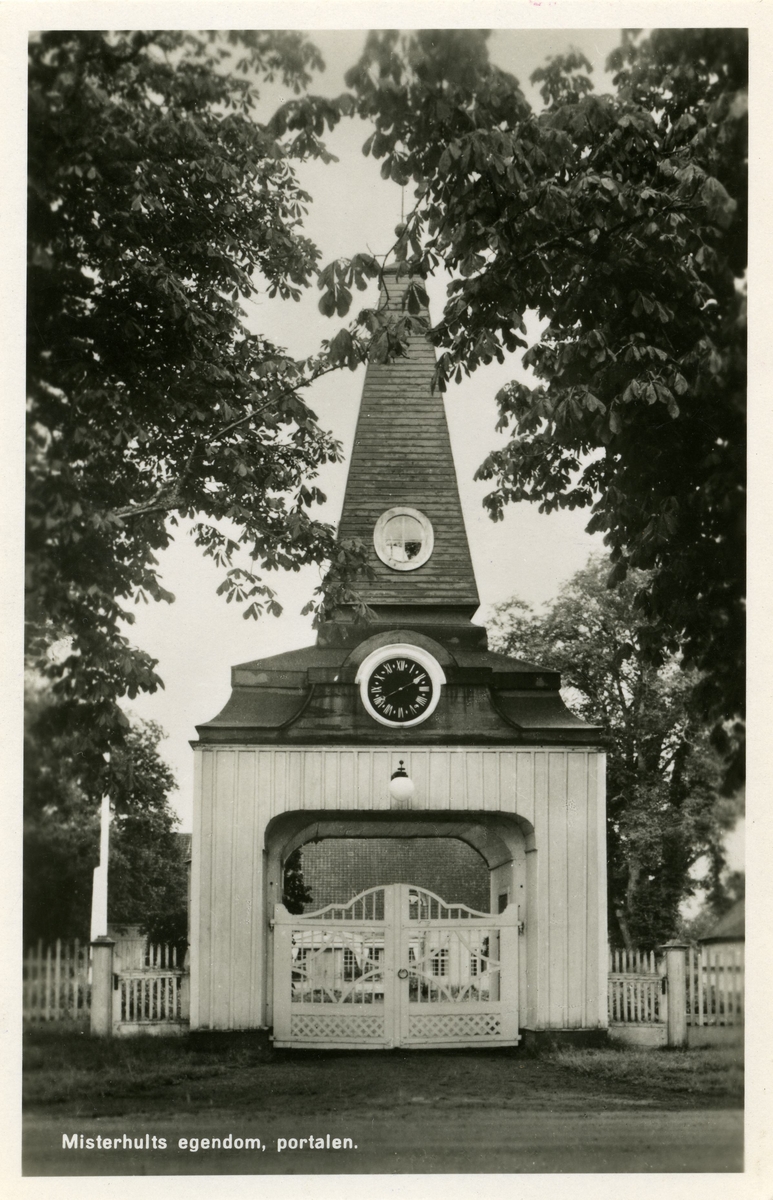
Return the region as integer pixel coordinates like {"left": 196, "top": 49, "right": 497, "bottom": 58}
{"left": 397, "top": 968, "right": 409, "bottom": 979}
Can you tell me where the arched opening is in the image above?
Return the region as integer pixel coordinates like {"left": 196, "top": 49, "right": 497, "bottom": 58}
{"left": 263, "top": 810, "right": 534, "bottom": 1034}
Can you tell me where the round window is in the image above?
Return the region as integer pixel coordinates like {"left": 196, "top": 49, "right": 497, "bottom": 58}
{"left": 373, "top": 507, "right": 434, "bottom": 571}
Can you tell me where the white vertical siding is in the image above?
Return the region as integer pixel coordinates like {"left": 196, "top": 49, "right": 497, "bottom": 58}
{"left": 591, "top": 752, "right": 608, "bottom": 1027}
{"left": 497, "top": 753, "right": 515, "bottom": 816}
{"left": 532, "top": 752, "right": 550, "bottom": 1026}
{"left": 192, "top": 744, "right": 606, "bottom": 1031}
{"left": 339, "top": 752, "right": 355, "bottom": 809}
{"left": 232, "top": 751, "right": 258, "bottom": 1029}
{"left": 373, "top": 751, "right": 390, "bottom": 808}
{"left": 464, "top": 753, "right": 482, "bottom": 810}
{"left": 515, "top": 751, "right": 535, "bottom": 827}
{"left": 210, "top": 750, "right": 235, "bottom": 1027}
{"left": 547, "top": 752, "right": 568, "bottom": 1027}
{"left": 189, "top": 749, "right": 203, "bottom": 1029}
{"left": 429, "top": 753, "right": 450, "bottom": 810}
{"left": 482, "top": 754, "right": 499, "bottom": 813}
{"left": 566, "top": 751, "right": 589, "bottom": 1026}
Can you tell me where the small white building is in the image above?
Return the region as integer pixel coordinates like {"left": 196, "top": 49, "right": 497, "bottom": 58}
{"left": 190, "top": 267, "right": 607, "bottom": 1049}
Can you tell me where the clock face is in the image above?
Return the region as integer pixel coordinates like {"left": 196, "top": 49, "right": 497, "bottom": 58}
{"left": 366, "top": 656, "right": 435, "bottom": 725}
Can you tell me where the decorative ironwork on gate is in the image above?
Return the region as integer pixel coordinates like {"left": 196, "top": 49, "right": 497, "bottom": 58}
{"left": 272, "top": 883, "right": 519, "bottom": 1049}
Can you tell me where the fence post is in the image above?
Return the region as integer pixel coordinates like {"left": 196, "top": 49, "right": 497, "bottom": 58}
{"left": 180, "top": 946, "right": 191, "bottom": 1020}
{"left": 659, "top": 940, "right": 689, "bottom": 1048}
{"left": 90, "top": 936, "right": 115, "bottom": 1037}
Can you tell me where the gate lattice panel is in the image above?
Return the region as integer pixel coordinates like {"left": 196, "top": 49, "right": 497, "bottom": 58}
{"left": 272, "top": 884, "right": 519, "bottom": 1049}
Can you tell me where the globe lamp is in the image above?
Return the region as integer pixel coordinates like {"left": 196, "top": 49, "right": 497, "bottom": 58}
{"left": 388, "top": 760, "right": 415, "bottom": 805}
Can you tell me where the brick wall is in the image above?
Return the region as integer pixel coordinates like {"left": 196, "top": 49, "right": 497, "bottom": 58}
{"left": 295, "top": 838, "right": 490, "bottom": 912}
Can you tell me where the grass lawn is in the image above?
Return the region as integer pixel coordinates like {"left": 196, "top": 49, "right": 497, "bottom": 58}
{"left": 23, "top": 1026, "right": 743, "bottom": 1115}
{"left": 22, "top": 1029, "right": 744, "bottom": 1175}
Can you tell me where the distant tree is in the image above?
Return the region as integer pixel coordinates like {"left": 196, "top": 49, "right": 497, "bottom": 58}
{"left": 24, "top": 680, "right": 101, "bottom": 943}
{"left": 24, "top": 682, "right": 187, "bottom": 945}
{"left": 333, "top": 28, "right": 746, "bottom": 788}
{"left": 490, "top": 556, "right": 738, "bottom": 949}
{"left": 282, "top": 848, "right": 313, "bottom": 915}
{"left": 104, "top": 723, "right": 189, "bottom": 947}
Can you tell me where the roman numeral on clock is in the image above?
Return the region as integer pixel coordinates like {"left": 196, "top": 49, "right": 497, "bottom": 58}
{"left": 363, "top": 652, "right": 438, "bottom": 725}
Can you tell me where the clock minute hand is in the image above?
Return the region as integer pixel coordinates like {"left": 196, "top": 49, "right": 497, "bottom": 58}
{"left": 383, "top": 681, "right": 415, "bottom": 701}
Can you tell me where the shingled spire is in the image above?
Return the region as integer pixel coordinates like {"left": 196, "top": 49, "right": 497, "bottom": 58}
{"left": 335, "top": 265, "right": 480, "bottom": 621}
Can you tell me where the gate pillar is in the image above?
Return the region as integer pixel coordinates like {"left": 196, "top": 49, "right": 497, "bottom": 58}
{"left": 90, "top": 936, "right": 115, "bottom": 1037}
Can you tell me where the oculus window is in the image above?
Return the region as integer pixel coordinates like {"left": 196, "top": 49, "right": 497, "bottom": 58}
{"left": 373, "top": 507, "right": 434, "bottom": 571}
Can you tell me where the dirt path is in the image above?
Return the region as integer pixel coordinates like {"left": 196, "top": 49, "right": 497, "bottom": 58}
{"left": 23, "top": 1036, "right": 743, "bottom": 1175}
{"left": 23, "top": 1106, "right": 743, "bottom": 1174}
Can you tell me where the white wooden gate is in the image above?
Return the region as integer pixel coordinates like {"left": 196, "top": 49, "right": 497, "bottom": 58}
{"left": 272, "top": 884, "right": 519, "bottom": 1049}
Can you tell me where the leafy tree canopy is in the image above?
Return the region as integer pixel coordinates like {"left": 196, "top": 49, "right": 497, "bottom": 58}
{"left": 24, "top": 683, "right": 187, "bottom": 945}
{"left": 29, "top": 27, "right": 747, "bottom": 813}
{"left": 330, "top": 28, "right": 746, "bottom": 786}
{"left": 490, "top": 556, "right": 741, "bottom": 949}
{"left": 27, "top": 29, "right": 395, "bottom": 792}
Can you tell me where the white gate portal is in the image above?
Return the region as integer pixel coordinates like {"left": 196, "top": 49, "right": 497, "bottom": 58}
{"left": 271, "top": 884, "right": 519, "bottom": 1049}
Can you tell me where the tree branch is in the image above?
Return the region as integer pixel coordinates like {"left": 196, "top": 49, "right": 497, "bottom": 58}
{"left": 110, "top": 357, "right": 355, "bottom": 523}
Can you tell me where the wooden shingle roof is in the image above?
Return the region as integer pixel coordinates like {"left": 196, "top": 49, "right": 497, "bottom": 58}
{"left": 336, "top": 266, "right": 479, "bottom": 611}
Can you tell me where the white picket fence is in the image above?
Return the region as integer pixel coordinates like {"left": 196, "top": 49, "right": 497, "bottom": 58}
{"left": 23, "top": 937, "right": 189, "bottom": 1034}
{"left": 686, "top": 944, "right": 744, "bottom": 1027}
{"left": 607, "top": 948, "right": 664, "bottom": 1024}
{"left": 113, "top": 940, "right": 188, "bottom": 1033}
{"left": 23, "top": 939, "right": 90, "bottom": 1023}
{"left": 25, "top": 936, "right": 743, "bottom": 1043}
{"left": 608, "top": 943, "right": 744, "bottom": 1045}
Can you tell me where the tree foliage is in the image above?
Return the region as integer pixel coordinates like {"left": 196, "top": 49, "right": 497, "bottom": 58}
{"left": 28, "top": 27, "right": 747, "bottom": 851}
{"left": 24, "top": 685, "right": 187, "bottom": 945}
{"left": 333, "top": 28, "right": 746, "bottom": 785}
{"left": 26, "top": 30, "right": 383, "bottom": 790}
{"left": 490, "top": 557, "right": 737, "bottom": 949}
{"left": 282, "top": 848, "right": 314, "bottom": 914}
